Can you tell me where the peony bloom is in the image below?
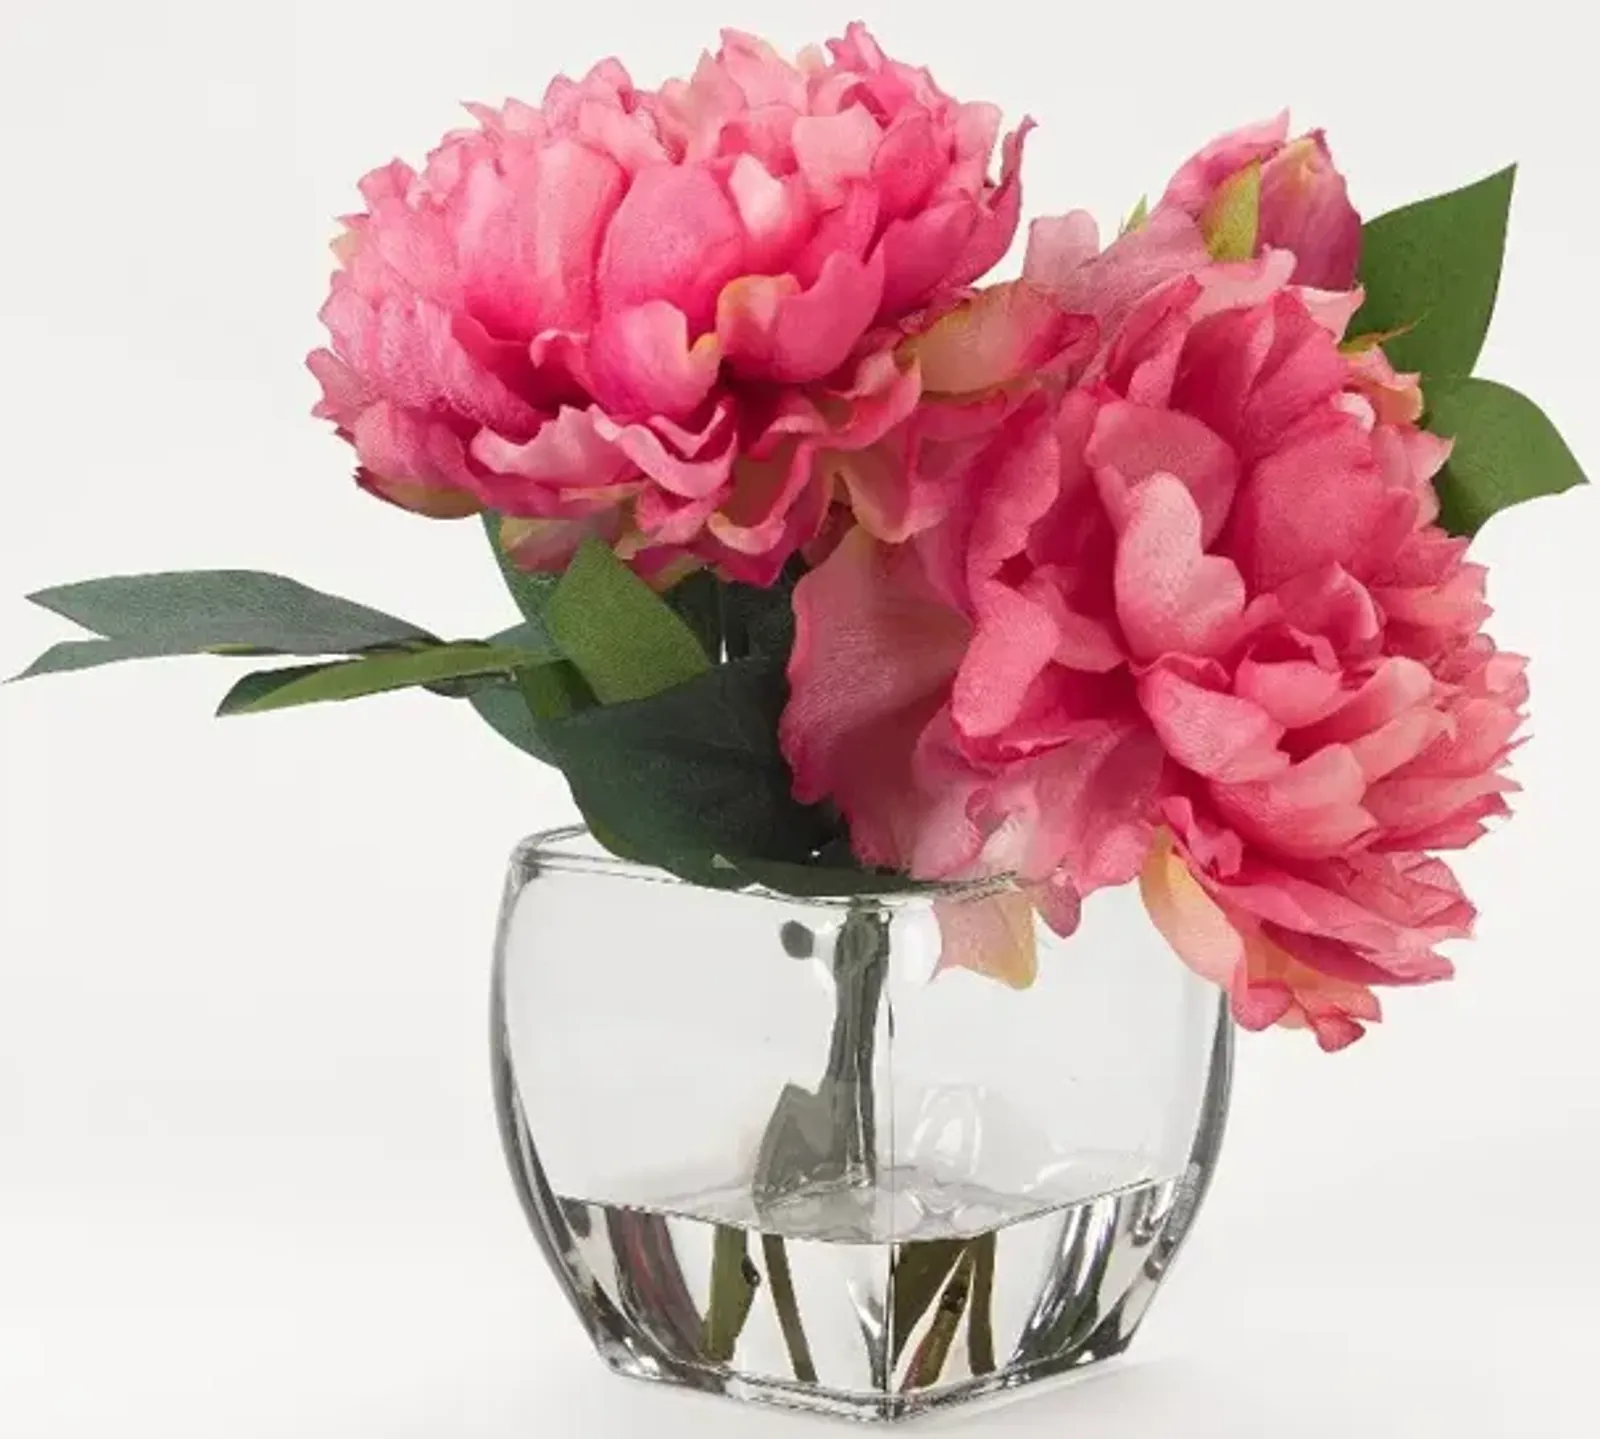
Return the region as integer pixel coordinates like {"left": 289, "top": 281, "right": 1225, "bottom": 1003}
{"left": 782, "top": 222, "right": 1525, "bottom": 1046}
{"left": 1156, "top": 114, "right": 1362, "bottom": 291}
{"left": 307, "top": 24, "right": 1028, "bottom": 586}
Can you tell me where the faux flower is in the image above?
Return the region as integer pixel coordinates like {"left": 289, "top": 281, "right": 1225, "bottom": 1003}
{"left": 1157, "top": 114, "right": 1362, "bottom": 291}
{"left": 782, "top": 225, "right": 1525, "bottom": 1045}
{"left": 307, "top": 24, "right": 1028, "bottom": 586}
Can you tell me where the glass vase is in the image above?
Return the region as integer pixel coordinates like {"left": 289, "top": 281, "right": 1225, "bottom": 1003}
{"left": 492, "top": 827, "right": 1231, "bottom": 1423}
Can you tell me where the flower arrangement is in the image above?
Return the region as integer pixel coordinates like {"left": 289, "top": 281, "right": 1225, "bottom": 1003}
{"left": 14, "top": 24, "right": 1586, "bottom": 1051}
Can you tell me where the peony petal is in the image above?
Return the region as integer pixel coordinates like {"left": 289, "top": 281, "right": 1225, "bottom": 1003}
{"left": 725, "top": 154, "right": 812, "bottom": 272}
{"left": 792, "top": 104, "right": 884, "bottom": 207}
{"left": 1113, "top": 471, "right": 1247, "bottom": 661}
{"left": 459, "top": 139, "right": 628, "bottom": 335}
{"left": 875, "top": 200, "right": 981, "bottom": 317}
{"left": 706, "top": 446, "right": 822, "bottom": 556}
{"left": 1087, "top": 401, "right": 1240, "bottom": 545}
{"left": 500, "top": 510, "right": 627, "bottom": 571}
{"left": 1230, "top": 409, "right": 1391, "bottom": 592}
{"left": 1257, "top": 133, "right": 1362, "bottom": 292}
{"left": 945, "top": 119, "right": 1033, "bottom": 290}
{"left": 934, "top": 890, "right": 1041, "bottom": 989}
{"left": 1234, "top": 648, "right": 1346, "bottom": 728}
{"left": 718, "top": 249, "right": 885, "bottom": 383}
{"left": 596, "top": 163, "right": 747, "bottom": 332}
{"left": 906, "top": 283, "right": 1095, "bottom": 396}
{"left": 781, "top": 529, "right": 972, "bottom": 871}
{"left": 590, "top": 410, "right": 734, "bottom": 500}
{"left": 1139, "top": 662, "right": 1288, "bottom": 782}
{"left": 1294, "top": 656, "right": 1435, "bottom": 746}
{"left": 472, "top": 406, "right": 632, "bottom": 489}
{"left": 586, "top": 303, "right": 725, "bottom": 420}
{"left": 1209, "top": 744, "right": 1377, "bottom": 858}
{"left": 871, "top": 110, "right": 944, "bottom": 219}
{"left": 952, "top": 585, "right": 1062, "bottom": 738}
{"left": 1159, "top": 114, "right": 1293, "bottom": 215}
{"left": 1023, "top": 211, "right": 1101, "bottom": 292}
{"left": 1140, "top": 830, "right": 1246, "bottom": 988}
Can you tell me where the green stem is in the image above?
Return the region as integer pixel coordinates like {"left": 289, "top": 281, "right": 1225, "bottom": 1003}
{"left": 905, "top": 1251, "right": 975, "bottom": 1391}
{"left": 761, "top": 1233, "right": 819, "bottom": 1384}
{"left": 701, "top": 1225, "right": 759, "bottom": 1364}
{"left": 967, "top": 1233, "right": 998, "bottom": 1376}
{"left": 826, "top": 906, "right": 889, "bottom": 1184}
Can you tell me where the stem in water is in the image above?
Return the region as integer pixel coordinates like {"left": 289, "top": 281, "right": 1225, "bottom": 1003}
{"left": 754, "top": 904, "right": 890, "bottom": 1202}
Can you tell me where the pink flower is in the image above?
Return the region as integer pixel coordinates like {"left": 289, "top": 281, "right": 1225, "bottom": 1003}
{"left": 781, "top": 231, "right": 1525, "bottom": 1045}
{"left": 1157, "top": 114, "right": 1362, "bottom": 291}
{"left": 307, "top": 25, "right": 1028, "bottom": 585}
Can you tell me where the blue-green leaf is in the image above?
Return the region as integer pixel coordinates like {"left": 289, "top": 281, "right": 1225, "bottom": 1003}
{"left": 24, "top": 570, "right": 432, "bottom": 655}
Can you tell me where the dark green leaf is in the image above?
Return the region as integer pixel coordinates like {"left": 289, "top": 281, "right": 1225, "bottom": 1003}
{"left": 662, "top": 570, "right": 723, "bottom": 661}
{"left": 25, "top": 570, "right": 432, "bottom": 654}
{"left": 481, "top": 512, "right": 559, "bottom": 624}
{"left": 723, "top": 564, "right": 801, "bottom": 663}
{"left": 459, "top": 621, "right": 582, "bottom": 761}
{"left": 1425, "top": 377, "right": 1589, "bottom": 534}
{"left": 1353, "top": 166, "right": 1515, "bottom": 378}
{"left": 466, "top": 681, "right": 554, "bottom": 761}
{"left": 217, "top": 642, "right": 553, "bottom": 716}
{"left": 540, "top": 659, "right": 840, "bottom": 878}
{"left": 543, "top": 539, "right": 710, "bottom": 704}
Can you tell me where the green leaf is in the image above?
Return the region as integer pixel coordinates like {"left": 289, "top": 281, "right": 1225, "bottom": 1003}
{"left": 217, "top": 642, "right": 553, "bottom": 716}
{"left": 462, "top": 625, "right": 591, "bottom": 763}
{"left": 1118, "top": 194, "right": 1150, "bottom": 237}
{"left": 1353, "top": 166, "right": 1516, "bottom": 378}
{"left": 1200, "top": 163, "right": 1260, "bottom": 262}
{"left": 481, "top": 512, "right": 559, "bottom": 624}
{"left": 543, "top": 539, "right": 710, "bottom": 704}
{"left": 24, "top": 570, "right": 432, "bottom": 655}
{"left": 662, "top": 569, "right": 724, "bottom": 661}
{"left": 1424, "top": 377, "right": 1589, "bottom": 534}
{"left": 723, "top": 563, "right": 801, "bottom": 663}
{"left": 539, "top": 658, "right": 840, "bottom": 878}
{"left": 14, "top": 635, "right": 237, "bottom": 680}
{"left": 466, "top": 680, "right": 554, "bottom": 761}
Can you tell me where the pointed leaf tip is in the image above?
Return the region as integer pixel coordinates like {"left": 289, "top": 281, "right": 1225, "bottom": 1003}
{"left": 1354, "top": 165, "right": 1517, "bottom": 378}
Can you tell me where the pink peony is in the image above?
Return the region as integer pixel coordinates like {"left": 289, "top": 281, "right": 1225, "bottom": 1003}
{"left": 1157, "top": 114, "right": 1362, "bottom": 291}
{"left": 781, "top": 224, "right": 1525, "bottom": 1047}
{"left": 307, "top": 24, "right": 1028, "bottom": 586}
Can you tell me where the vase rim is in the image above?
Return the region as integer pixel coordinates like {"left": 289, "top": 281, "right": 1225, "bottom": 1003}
{"left": 512, "top": 825, "right": 1018, "bottom": 910}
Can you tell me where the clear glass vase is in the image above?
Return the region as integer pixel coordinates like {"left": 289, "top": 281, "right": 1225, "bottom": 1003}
{"left": 492, "top": 827, "right": 1231, "bottom": 1423}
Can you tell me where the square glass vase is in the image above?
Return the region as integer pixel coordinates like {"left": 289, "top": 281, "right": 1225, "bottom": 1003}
{"left": 492, "top": 828, "right": 1231, "bottom": 1423}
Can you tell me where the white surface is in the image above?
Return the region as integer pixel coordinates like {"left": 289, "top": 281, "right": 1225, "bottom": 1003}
{"left": 2, "top": 2, "right": 1598, "bottom": 1434}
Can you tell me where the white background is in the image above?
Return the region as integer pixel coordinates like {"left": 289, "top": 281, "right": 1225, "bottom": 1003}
{"left": 2, "top": 2, "right": 1598, "bottom": 1434}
